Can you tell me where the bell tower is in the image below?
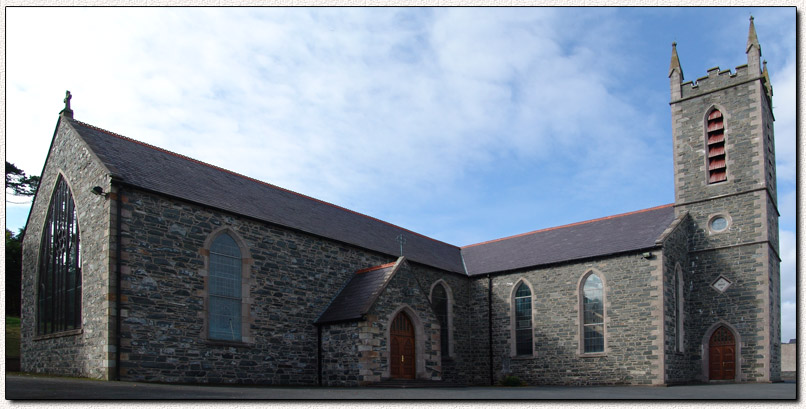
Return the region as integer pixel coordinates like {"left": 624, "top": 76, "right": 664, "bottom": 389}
{"left": 669, "top": 17, "right": 780, "bottom": 382}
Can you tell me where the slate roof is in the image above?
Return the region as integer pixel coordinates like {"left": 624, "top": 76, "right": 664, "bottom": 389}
{"left": 66, "top": 117, "right": 677, "bottom": 279}
{"left": 315, "top": 260, "right": 401, "bottom": 324}
{"left": 461, "top": 204, "right": 677, "bottom": 276}
{"left": 67, "top": 118, "right": 465, "bottom": 273}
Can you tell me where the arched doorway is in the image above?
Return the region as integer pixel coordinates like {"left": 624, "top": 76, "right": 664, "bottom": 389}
{"left": 709, "top": 326, "right": 736, "bottom": 380}
{"left": 390, "top": 311, "right": 415, "bottom": 379}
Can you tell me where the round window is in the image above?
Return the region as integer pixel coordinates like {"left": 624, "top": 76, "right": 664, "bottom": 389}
{"left": 710, "top": 216, "right": 729, "bottom": 232}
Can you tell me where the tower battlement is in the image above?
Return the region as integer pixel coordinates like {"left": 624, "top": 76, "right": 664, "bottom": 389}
{"left": 679, "top": 63, "right": 761, "bottom": 99}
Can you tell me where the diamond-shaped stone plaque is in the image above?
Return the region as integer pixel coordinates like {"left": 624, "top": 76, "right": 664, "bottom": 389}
{"left": 712, "top": 276, "right": 732, "bottom": 293}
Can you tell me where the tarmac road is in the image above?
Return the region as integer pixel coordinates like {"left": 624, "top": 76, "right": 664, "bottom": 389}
{"left": 4, "top": 374, "right": 797, "bottom": 400}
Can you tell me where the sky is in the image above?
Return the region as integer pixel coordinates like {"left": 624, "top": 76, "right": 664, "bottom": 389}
{"left": 4, "top": 7, "right": 798, "bottom": 343}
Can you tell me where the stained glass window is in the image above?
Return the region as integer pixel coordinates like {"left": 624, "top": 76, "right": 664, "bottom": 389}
{"left": 514, "top": 282, "right": 533, "bottom": 355}
{"left": 582, "top": 273, "right": 604, "bottom": 353}
{"left": 209, "top": 233, "right": 242, "bottom": 341}
{"left": 37, "top": 176, "right": 82, "bottom": 335}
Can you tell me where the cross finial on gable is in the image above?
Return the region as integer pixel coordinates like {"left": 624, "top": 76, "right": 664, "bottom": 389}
{"left": 60, "top": 90, "right": 74, "bottom": 118}
{"left": 396, "top": 234, "right": 407, "bottom": 256}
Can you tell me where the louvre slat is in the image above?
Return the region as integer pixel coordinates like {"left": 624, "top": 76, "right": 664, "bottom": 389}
{"left": 708, "top": 110, "right": 723, "bottom": 120}
{"left": 709, "top": 171, "right": 727, "bottom": 183}
{"left": 708, "top": 146, "right": 725, "bottom": 157}
{"left": 709, "top": 159, "right": 726, "bottom": 170}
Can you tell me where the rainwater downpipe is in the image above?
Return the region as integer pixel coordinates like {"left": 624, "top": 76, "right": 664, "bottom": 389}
{"left": 316, "top": 323, "right": 322, "bottom": 386}
{"left": 488, "top": 274, "right": 493, "bottom": 386}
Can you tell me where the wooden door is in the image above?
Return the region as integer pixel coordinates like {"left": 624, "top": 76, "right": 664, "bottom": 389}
{"left": 390, "top": 312, "right": 415, "bottom": 379}
{"left": 709, "top": 326, "right": 736, "bottom": 380}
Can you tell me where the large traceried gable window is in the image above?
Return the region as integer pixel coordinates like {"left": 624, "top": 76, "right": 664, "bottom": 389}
{"left": 431, "top": 283, "right": 450, "bottom": 358}
{"left": 706, "top": 109, "right": 727, "bottom": 183}
{"left": 514, "top": 282, "right": 533, "bottom": 356}
{"left": 582, "top": 273, "right": 605, "bottom": 354}
{"left": 37, "top": 176, "right": 82, "bottom": 335}
{"left": 208, "top": 233, "right": 242, "bottom": 341}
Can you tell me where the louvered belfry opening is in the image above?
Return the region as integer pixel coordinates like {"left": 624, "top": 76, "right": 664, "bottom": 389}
{"left": 706, "top": 109, "right": 727, "bottom": 183}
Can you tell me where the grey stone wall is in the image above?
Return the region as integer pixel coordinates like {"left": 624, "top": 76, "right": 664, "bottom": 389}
{"left": 485, "top": 252, "right": 663, "bottom": 386}
{"left": 117, "top": 186, "right": 395, "bottom": 384}
{"left": 659, "top": 216, "right": 695, "bottom": 383}
{"left": 21, "top": 118, "right": 115, "bottom": 379}
{"left": 320, "top": 321, "right": 361, "bottom": 385}
{"left": 467, "top": 277, "right": 492, "bottom": 386}
{"left": 365, "top": 263, "right": 442, "bottom": 382}
{"left": 414, "top": 265, "right": 473, "bottom": 384}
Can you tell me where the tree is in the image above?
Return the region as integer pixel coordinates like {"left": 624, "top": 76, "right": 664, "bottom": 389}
{"left": 6, "top": 162, "right": 40, "bottom": 197}
{"left": 6, "top": 229, "right": 23, "bottom": 317}
{"left": 5, "top": 162, "right": 38, "bottom": 317}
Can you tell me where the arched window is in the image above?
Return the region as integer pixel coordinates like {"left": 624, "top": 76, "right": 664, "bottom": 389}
{"left": 431, "top": 283, "right": 450, "bottom": 358}
{"left": 514, "top": 282, "right": 533, "bottom": 356}
{"left": 37, "top": 176, "right": 82, "bottom": 335}
{"left": 582, "top": 273, "right": 604, "bottom": 353}
{"left": 675, "top": 264, "right": 685, "bottom": 353}
{"left": 208, "top": 233, "right": 242, "bottom": 341}
{"left": 706, "top": 108, "right": 727, "bottom": 183}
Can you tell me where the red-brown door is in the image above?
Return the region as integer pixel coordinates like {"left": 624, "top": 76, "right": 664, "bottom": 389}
{"left": 390, "top": 312, "right": 415, "bottom": 379}
{"left": 709, "top": 326, "right": 736, "bottom": 380}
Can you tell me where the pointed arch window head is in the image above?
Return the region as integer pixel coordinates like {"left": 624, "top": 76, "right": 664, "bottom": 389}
{"left": 582, "top": 273, "right": 604, "bottom": 353}
{"left": 37, "top": 176, "right": 82, "bottom": 335}
{"left": 514, "top": 282, "right": 533, "bottom": 356}
{"left": 208, "top": 233, "right": 242, "bottom": 341}
{"left": 706, "top": 109, "right": 727, "bottom": 183}
{"left": 431, "top": 283, "right": 449, "bottom": 358}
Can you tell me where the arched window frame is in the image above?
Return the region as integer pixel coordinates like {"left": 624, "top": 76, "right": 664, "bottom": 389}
{"left": 429, "top": 280, "right": 454, "bottom": 359}
{"left": 202, "top": 227, "right": 253, "bottom": 344}
{"left": 509, "top": 278, "right": 536, "bottom": 358}
{"left": 36, "top": 174, "right": 82, "bottom": 337}
{"left": 704, "top": 106, "right": 729, "bottom": 184}
{"left": 578, "top": 270, "right": 607, "bottom": 356}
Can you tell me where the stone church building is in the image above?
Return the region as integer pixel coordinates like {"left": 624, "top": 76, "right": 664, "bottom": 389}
{"left": 21, "top": 20, "right": 781, "bottom": 386}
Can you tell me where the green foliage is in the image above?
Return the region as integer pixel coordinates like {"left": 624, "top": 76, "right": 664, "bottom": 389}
{"left": 6, "top": 316, "right": 21, "bottom": 359}
{"left": 6, "top": 229, "right": 23, "bottom": 317}
{"left": 6, "top": 161, "right": 40, "bottom": 197}
{"left": 500, "top": 375, "right": 526, "bottom": 386}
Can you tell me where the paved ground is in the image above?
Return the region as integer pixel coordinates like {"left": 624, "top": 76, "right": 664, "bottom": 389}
{"left": 4, "top": 374, "right": 797, "bottom": 400}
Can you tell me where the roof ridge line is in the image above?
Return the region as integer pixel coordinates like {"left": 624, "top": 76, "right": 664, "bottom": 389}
{"left": 461, "top": 203, "right": 675, "bottom": 249}
{"left": 70, "top": 119, "right": 461, "bottom": 250}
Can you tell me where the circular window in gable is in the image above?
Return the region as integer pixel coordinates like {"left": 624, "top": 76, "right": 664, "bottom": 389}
{"left": 708, "top": 215, "right": 730, "bottom": 233}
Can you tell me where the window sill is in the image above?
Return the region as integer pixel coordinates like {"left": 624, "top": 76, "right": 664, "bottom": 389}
{"left": 579, "top": 352, "right": 607, "bottom": 358}
{"left": 33, "top": 328, "right": 83, "bottom": 341}
{"left": 511, "top": 354, "right": 536, "bottom": 360}
{"left": 204, "top": 339, "right": 251, "bottom": 348}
